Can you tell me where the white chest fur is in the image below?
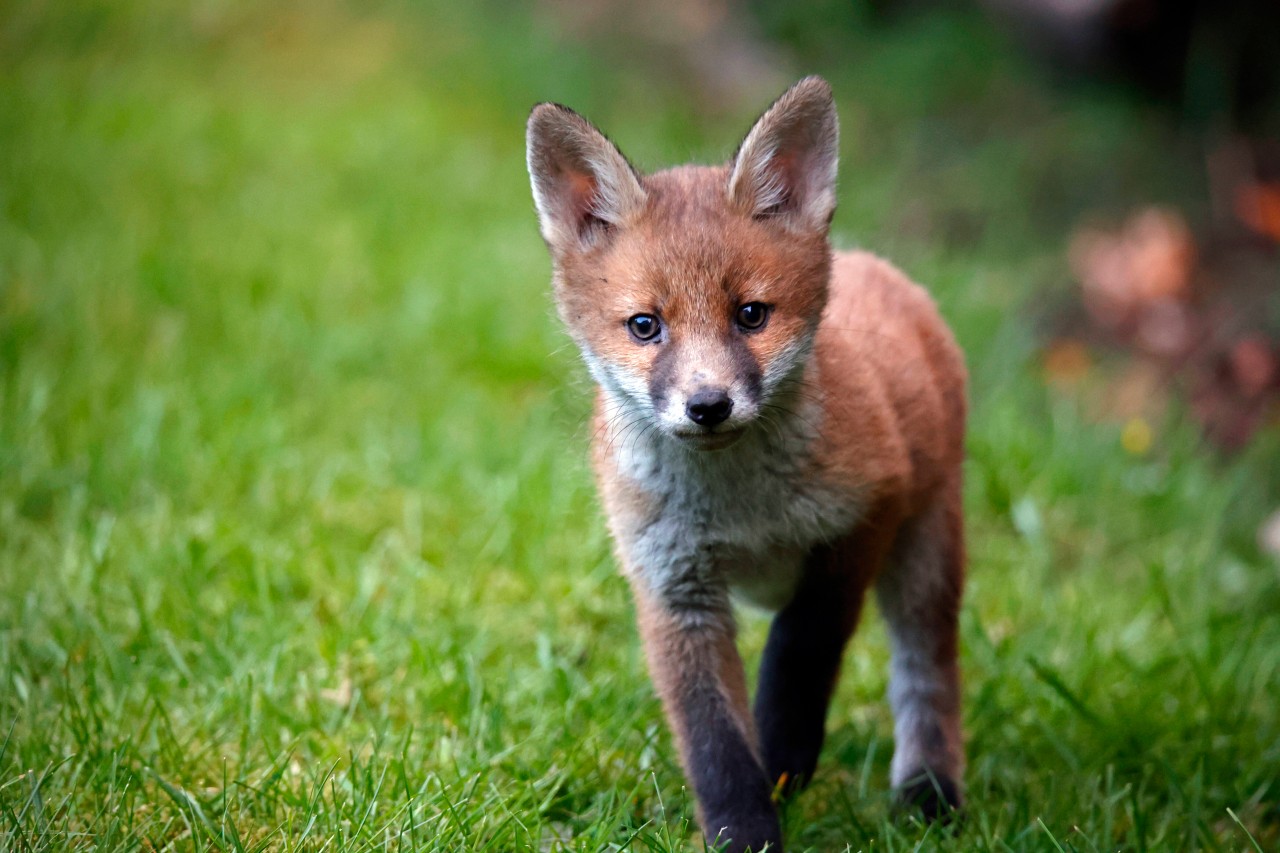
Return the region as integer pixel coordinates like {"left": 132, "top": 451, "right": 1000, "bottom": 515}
{"left": 609, "top": 409, "right": 862, "bottom": 612}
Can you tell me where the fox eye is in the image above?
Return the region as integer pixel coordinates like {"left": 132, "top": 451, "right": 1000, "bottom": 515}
{"left": 736, "top": 302, "right": 769, "bottom": 331}
{"left": 627, "top": 313, "right": 661, "bottom": 343}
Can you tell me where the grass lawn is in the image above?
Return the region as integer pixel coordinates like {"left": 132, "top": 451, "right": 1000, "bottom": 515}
{"left": 2, "top": 1, "right": 1278, "bottom": 850}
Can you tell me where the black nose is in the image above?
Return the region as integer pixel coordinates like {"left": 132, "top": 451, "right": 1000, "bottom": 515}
{"left": 686, "top": 389, "right": 733, "bottom": 427}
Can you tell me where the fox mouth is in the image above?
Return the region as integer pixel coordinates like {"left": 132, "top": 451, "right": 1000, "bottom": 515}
{"left": 672, "top": 427, "right": 745, "bottom": 451}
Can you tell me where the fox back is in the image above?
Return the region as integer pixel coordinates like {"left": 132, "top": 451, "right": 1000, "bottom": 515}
{"left": 528, "top": 77, "right": 967, "bottom": 853}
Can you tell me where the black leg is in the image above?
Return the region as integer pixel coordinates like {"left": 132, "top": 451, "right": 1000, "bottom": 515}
{"left": 682, "top": 682, "right": 784, "bottom": 851}
{"left": 753, "top": 547, "right": 867, "bottom": 796}
{"left": 633, "top": 593, "right": 783, "bottom": 852}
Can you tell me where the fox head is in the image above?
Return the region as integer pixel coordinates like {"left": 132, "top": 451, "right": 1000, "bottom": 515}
{"left": 527, "top": 77, "right": 838, "bottom": 451}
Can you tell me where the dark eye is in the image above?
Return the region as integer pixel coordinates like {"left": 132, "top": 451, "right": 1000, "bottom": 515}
{"left": 627, "top": 313, "right": 661, "bottom": 342}
{"left": 736, "top": 302, "right": 769, "bottom": 331}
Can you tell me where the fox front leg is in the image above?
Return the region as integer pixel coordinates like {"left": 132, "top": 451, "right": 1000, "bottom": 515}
{"left": 753, "top": 551, "right": 868, "bottom": 795}
{"left": 753, "top": 527, "right": 890, "bottom": 797}
{"left": 632, "top": 588, "right": 783, "bottom": 853}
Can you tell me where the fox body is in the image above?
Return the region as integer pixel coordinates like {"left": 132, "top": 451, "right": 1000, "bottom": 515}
{"left": 527, "top": 78, "right": 966, "bottom": 852}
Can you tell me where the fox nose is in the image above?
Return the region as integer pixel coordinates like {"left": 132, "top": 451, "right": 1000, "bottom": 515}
{"left": 686, "top": 389, "right": 733, "bottom": 427}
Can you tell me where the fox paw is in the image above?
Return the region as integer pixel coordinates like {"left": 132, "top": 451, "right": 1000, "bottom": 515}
{"left": 898, "top": 771, "right": 963, "bottom": 824}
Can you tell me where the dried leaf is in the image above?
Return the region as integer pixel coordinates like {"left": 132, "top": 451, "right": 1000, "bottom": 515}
{"left": 1234, "top": 182, "right": 1280, "bottom": 243}
{"left": 1069, "top": 207, "right": 1195, "bottom": 330}
{"left": 1043, "top": 338, "right": 1091, "bottom": 385}
{"left": 1230, "top": 337, "right": 1277, "bottom": 398}
{"left": 320, "top": 676, "right": 353, "bottom": 706}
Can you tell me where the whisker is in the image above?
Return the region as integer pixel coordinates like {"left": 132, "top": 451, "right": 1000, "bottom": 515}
{"left": 631, "top": 421, "right": 659, "bottom": 456}
{"left": 756, "top": 408, "right": 787, "bottom": 447}
{"left": 592, "top": 407, "right": 637, "bottom": 448}
{"left": 617, "top": 415, "right": 650, "bottom": 454}
{"left": 762, "top": 403, "right": 823, "bottom": 438}
{"left": 767, "top": 380, "right": 828, "bottom": 419}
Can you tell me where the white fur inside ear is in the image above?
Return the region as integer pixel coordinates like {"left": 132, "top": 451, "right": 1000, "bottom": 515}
{"left": 526, "top": 105, "right": 646, "bottom": 251}
{"left": 746, "top": 145, "right": 789, "bottom": 213}
{"left": 728, "top": 76, "right": 839, "bottom": 231}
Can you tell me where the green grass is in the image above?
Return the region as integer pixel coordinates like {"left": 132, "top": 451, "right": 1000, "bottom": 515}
{"left": 2, "top": 1, "right": 1278, "bottom": 850}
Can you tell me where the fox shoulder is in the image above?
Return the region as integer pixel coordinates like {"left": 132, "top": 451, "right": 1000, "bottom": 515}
{"left": 815, "top": 250, "right": 966, "bottom": 509}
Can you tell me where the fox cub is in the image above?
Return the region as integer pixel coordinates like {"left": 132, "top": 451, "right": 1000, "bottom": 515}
{"left": 526, "top": 77, "right": 967, "bottom": 852}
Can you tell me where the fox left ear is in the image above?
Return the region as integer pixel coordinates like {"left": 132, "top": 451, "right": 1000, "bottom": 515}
{"left": 526, "top": 103, "right": 646, "bottom": 253}
{"left": 728, "top": 76, "right": 839, "bottom": 232}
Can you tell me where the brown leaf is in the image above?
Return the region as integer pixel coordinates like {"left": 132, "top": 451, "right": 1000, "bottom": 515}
{"left": 1043, "top": 338, "right": 1091, "bottom": 385}
{"left": 1231, "top": 337, "right": 1277, "bottom": 398}
{"left": 1234, "top": 182, "right": 1280, "bottom": 243}
{"left": 1069, "top": 207, "right": 1195, "bottom": 330}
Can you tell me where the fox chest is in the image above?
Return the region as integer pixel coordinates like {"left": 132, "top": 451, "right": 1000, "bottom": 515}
{"left": 612, "top": 440, "right": 860, "bottom": 612}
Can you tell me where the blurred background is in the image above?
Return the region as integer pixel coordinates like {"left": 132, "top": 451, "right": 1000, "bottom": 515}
{"left": 2, "top": 0, "right": 1278, "bottom": 849}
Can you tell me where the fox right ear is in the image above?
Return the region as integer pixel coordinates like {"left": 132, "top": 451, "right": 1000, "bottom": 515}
{"left": 526, "top": 104, "right": 646, "bottom": 253}
{"left": 729, "top": 76, "right": 839, "bottom": 232}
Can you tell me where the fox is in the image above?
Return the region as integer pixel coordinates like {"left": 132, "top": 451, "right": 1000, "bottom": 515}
{"left": 525, "top": 76, "right": 967, "bottom": 852}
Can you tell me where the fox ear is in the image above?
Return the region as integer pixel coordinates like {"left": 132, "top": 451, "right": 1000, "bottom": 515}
{"left": 728, "top": 76, "right": 839, "bottom": 232}
{"left": 527, "top": 104, "right": 646, "bottom": 252}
